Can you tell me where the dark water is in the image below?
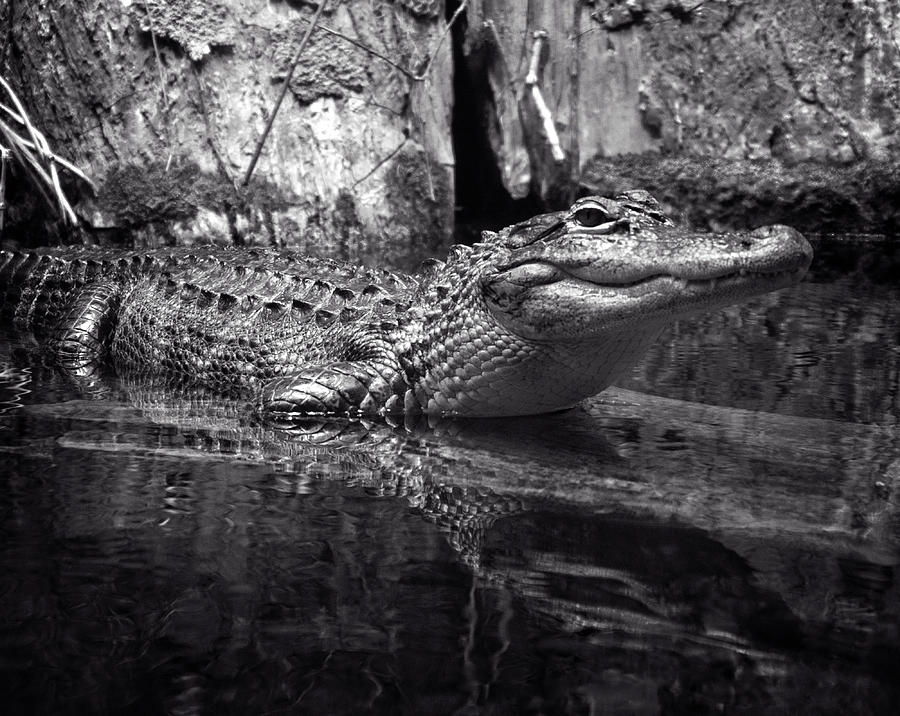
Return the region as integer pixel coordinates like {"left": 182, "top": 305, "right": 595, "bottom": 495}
{"left": 1, "top": 239, "right": 899, "bottom": 715}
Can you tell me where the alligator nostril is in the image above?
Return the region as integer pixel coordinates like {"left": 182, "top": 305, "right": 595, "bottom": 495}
{"left": 740, "top": 240, "right": 752, "bottom": 249}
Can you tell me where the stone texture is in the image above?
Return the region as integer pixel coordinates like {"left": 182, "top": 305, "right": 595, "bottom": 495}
{"left": 461, "top": 0, "right": 900, "bottom": 215}
{"left": 270, "top": 20, "right": 368, "bottom": 104}
{"left": 136, "top": 0, "right": 237, "bottom": 61}
{"left": 5, "top": 0, "right": 900, "bottom": 249}
{"left": 1, "top": 0, "right": 454, "bottom": 269}
{"left": 391, "top": 0, "right": 443, "bottom": 19}
{"left": 581, "top": 154, "right": 900, "bottom": 235}
{"left": 635, "top": 0, "right": 900, "bottom": 164}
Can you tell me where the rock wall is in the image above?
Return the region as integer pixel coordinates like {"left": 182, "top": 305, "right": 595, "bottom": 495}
{"left": 4, "top": 0, "right": 900, "bottom": 249}
{"left": 2, "top": 0, "right": 453, "bottom": 268}
{"left": 459, "top": 0, "right": 900, "bottom": 226}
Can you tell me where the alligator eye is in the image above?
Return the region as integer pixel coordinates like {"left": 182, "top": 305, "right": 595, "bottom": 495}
{"left": 572, "top": 207, "right": 609, "bottom": 227}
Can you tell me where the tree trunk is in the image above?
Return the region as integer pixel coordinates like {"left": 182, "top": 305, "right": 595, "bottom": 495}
{"left": 460, "top": 0, "right": 900, "bottom": 220}
{"left": 2, "top": 0, "right": 454, "bottom": 269}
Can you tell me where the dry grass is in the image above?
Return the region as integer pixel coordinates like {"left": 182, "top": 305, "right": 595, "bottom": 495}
{"left": 0, "top": 73, "right": 95, "bottom": 231}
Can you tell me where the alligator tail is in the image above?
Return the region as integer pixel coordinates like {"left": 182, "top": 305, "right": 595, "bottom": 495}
{"left": 0, "top": 249, "right": 126, "bottom": 368}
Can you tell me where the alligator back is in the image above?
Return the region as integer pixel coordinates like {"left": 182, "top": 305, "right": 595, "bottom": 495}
{"left": 0, "top": 247, "right": 421, "bottom": 334}
{"left": 0, "top": 247, "right": 422, "bottom": 391}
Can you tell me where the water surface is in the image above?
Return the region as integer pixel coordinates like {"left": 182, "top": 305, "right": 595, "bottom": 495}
{"left": 1, "top": 238, "right": 898, "bottom": 714}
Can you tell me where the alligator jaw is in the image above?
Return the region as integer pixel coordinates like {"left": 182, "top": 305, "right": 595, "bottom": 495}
{"left": 558, "top": 262, "right": 809, "bottom": 300}
{"left": 555, "top": 225, "right": 813, "bottom": 287}
{"left": 483, "top": 222, "right": 813, "bottom": 345}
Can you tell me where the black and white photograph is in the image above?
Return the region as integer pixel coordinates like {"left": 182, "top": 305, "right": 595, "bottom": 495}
{"left": 0, "top": 1, "right": 898, "bottom": 713}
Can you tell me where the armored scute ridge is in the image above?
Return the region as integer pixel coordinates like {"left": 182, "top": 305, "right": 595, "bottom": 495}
{"left": 0, "top": 191, "right": 812, "bottom": 422}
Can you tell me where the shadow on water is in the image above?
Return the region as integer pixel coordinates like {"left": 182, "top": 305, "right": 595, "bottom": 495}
{"left": 1, "top": 237, "right": 899, "bottom": 714}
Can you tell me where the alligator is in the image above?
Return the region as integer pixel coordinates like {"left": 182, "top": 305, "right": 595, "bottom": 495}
{"left": 0, "top": 190, "right": 812, "bottom": 423}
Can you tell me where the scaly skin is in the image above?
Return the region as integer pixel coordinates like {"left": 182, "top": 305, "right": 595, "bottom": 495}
{"left": 0, "top": 191, "right": 812, "bottom": 422}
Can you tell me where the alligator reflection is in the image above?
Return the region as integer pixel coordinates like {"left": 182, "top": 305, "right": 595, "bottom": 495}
{"left": 2, "top": 360, "right": 898, "bottom": 713}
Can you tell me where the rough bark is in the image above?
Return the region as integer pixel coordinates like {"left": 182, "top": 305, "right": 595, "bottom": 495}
{"left": 6, "top": 0, "right": 900, "bottom": 249}
{"left": 460, "top": 0, "right": 900, "bottom": 224}
{"left": 2, "top": 0, "right": 454, "bottom": 269}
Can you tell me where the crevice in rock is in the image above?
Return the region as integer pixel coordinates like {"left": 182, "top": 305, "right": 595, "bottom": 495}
{"left": 447, "top": 0, "right": 543, "bottom": 244}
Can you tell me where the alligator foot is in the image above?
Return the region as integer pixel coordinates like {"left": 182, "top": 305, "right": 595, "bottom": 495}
{"left": 258, "top": 360, "right": 406, "bottom": 425}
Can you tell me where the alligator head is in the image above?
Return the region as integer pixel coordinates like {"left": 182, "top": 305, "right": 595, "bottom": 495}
{"left": 406, "top": 191, "right": 813, "bottom": 416}
{"left": 483, "top": 190, "right": 812, "bottom": 339}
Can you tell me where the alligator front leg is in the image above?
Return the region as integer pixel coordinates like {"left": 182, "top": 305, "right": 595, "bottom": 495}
{"left": 258, "top": 360, "right": 409, "bottom": 424}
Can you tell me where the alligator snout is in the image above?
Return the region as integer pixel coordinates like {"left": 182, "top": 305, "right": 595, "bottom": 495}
{"left": 744, "top": 224, "right": 814, "bottom": 277}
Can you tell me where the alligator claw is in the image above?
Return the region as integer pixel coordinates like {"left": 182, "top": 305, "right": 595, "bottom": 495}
{"left": 258, "top": 361, "right": 401, "bottom": 421}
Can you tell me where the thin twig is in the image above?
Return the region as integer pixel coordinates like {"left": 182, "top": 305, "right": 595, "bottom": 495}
{"left": 143, "top": 4, "right": 169, "bottom": 108}
{"left": 0, "top": 146, "right": 9, "bottom": 234}
{"left": 483, "top": 20, "right": 514, "bottom": 89}
{"left": 351, "top": 140, "right": 405, "bottom": 189}
{"left": 305, "top": 0, "right": 467, "bottom": 83}
{"left": 415, "top": 115, "right": 435, "bottom": 201}
{"left": 415, "top": 0, "right": 468, "bottom": 80}
{"left": 0, "top": 125, "right": 71, "bottom": 221}
{"left": 0, "top": 74, "right": 44, "bottom": 161}
{"left": 48, "top": 158, "right": 68, "bottom": 220}
{"left": 0, "top": 102, "right": 95, "bottom": 187}
{"left": 242, "top": 0, "right": 329, "bottom": 186}
{"left": 16, "top": 136, "right": 76, "bottom": 222}
{"left": 316, "top": 24, "right": 417, "bottom": 80}
{"left": 192, "top": 65, "right": 232, "bottom": 182}
{"left": 525, "top": 31, "right": 565, "bottom": 163}
{"left": 143, "top": 2, "right": 174, "bottom": 170}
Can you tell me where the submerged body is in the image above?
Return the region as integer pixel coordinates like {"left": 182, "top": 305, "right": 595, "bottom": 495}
{"left": 0, "top": 191, "right": 812, "bottom": 421}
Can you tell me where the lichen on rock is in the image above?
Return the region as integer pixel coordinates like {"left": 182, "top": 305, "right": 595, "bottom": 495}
{"left": 581, "top": 153, "right": 900, "bottom": 235}
{"left": 90, "top": 160, "right": 290, "bottom": 239}
{"left": 389, "top": 0, "right": 442, "bottom": 20}
{"left": 270, "top": 21, "right": 368, "bottom": 104}
{"left": 135, "top": 0, "right": 236, "bottom": 61}
{"left": 592, "top": 0, "right": 648, "bottom": 30}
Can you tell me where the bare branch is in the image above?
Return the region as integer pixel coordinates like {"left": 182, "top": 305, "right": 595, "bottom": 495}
{"left": 303, "top": 0, "right": 468, "bottom": 83}
{"left": 525, "top": 31, "right": 565, "bottom": 164}
{"left": 0, "top": 146, "right": 10, "bottom": 234}
{"left": 316, "top": 24, "right": 417, "bottom": 80}
{"left": 242, "top": 0, "right": 329, "bottom": 186}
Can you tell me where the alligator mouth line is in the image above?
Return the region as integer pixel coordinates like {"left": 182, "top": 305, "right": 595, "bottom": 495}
{"left": 563, "top": 266, "right": 804, "bottom": 289}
